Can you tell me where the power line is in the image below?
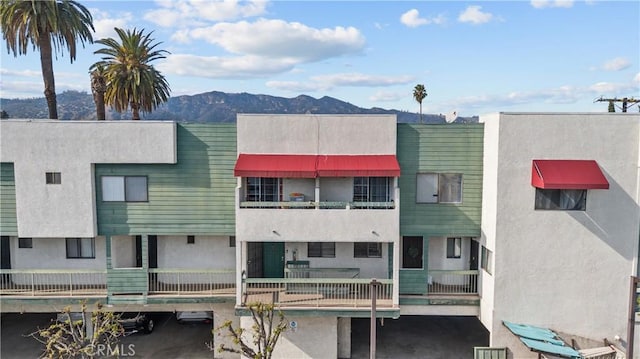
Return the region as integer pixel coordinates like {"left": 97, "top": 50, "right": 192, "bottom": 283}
{"left": 594, "top": 96, "right": 640, "bottom": 112}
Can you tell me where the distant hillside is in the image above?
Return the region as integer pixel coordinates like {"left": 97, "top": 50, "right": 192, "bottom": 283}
{"left": 0, "top": 90, "right": 478, "bottom": 124}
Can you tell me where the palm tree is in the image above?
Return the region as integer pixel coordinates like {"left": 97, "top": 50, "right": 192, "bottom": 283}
{"left": 413, "top": 84, "right": 427, "bottom": 123}
{"left": 93, "top": 28, "right": 170, "bottom": 120}
{"left": 0, "top": 0, "right": 94, "bottom": 119}
{"left": 90, "top": 64, "right": 107, "bottom": 120}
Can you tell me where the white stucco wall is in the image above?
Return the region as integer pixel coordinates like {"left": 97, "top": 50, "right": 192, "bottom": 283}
{"left": 284, "top": 242, "right": 390, "bottom": 279}
{"left": 248, "top": 315, "right": 337, "bottom": 359}
{"left": 10, "top": 236, "right": 106, "bottom": 279}
{"left": 479, "top": 113, "right": 640, "bottom": 356}
{"left": 0, "top": 120, "right": 176, "bottom": 238}
{"left": 157, "top": 235, "right": 236, "bottom": 269}
{"left": 111, "top": 235, "right": 136, "bottom": 268}
{"left": 428, "top": 236, "right": 471, "bottom": 271}
{"left": 237, "top": 114, "right": 397, "bottom": 155}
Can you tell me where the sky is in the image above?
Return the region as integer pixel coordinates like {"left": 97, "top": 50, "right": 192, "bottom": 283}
{"left": 1, "top": 0, "right": 639, "bottom": 117}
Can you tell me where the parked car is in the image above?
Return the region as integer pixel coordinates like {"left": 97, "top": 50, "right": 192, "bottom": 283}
{"left": 176, "top": 311, "right": 213, "bottom": 324}
{"left": 56, "top": 312, "right": 154, "bottom": 335}
{"left": 118, "top": 312, "right": 154, "bottom": 334}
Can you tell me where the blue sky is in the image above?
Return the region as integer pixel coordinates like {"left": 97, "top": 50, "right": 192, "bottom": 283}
{"left": 1, "top": 0, "right": 639, "bottom": 117}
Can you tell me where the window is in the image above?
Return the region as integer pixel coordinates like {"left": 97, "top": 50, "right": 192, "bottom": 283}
{"left": 187, "top": 235, "right": 195, "bottom": 244}
{"left": 246, "top": 178, "right": 281, "bottom": 201}
{"left": 353, "top": 177, "right": 390, "bottom": 202}
{"left": 45, "top": 172, "right": 61, "bottom": 184}
{"left": 481, "top": 246, "right": 493, "bottom": 275}
{"left": 354, "top": 242, "right": 382, "bottom": 258}
{"left": 307, "top": 242, "right": 335, "bottom": 258}
{"left": 416, "top": 173, "right": 463, "bottom": 204}
{"left": 402, "top": 236, "right": 423, "bottom": 269}
{"left": 18, "top": 238, "right": 32, "bottom": 248}
{"left": 446, "top": 237, "right": 462, "bottom": 258}
{"left": 66, "top": 238, "right": 95, "bottom": 259}
{"left": 535, "top": 189, "right": 586, "bottom": 211}
{"left": 102, "top": 176, "right": 148, "bottom": 202}
{"left": 229, "top": 236, "right": 236, "bottom": 247}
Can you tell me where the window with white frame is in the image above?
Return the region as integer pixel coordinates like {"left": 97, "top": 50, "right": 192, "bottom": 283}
{"left": 353, "top": 177, "right": 390, "bottom": 202}
{"left": 416, "top": 173, "right": 462, "bottom": 203}
{"left": 535, "top": 189, "right": 586, "bottom": 211}
{"left": 45, "top": 172, "right": 61, "bottom": 184}
{"left": 481, "top": 245, "right": 493, "bottom": 275}
{"left": 246, "top": 177, "right": 281, "bottom": 202}
{"left": 307, "top": 242, "right": 335, "bottom": 258}
{"left": 354, "top": 242, "right": 382, "bottom": 258}
{"left": 66, "top": 238, "right": 95, "bottom": 259}
{"left": 102, "top": 176, "right": 148, "bottom": 202}
{"left": 446, "top": 237, "right": 462, "bottom": 258}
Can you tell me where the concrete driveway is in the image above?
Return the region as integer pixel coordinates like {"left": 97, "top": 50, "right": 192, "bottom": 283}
{"left": 351, "top": 315, "right": 489, "bottom": 359}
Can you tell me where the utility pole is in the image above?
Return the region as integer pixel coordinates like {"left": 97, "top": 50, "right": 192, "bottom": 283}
{"left": 627, "top": 276, "right": 639, "bottom": 359}
{"left": 370, "top": 278, "right": 380, "bottom": 359}
{"left": 594, "top": 97, "right": 640, "bottom": 113}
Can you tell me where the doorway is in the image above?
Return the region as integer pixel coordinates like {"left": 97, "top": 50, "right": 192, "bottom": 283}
{"left": 246, "top": 242, "right": 284, "bottom": 278}
{"left": 135, "top": 235, "right": 158, "bottom": 269}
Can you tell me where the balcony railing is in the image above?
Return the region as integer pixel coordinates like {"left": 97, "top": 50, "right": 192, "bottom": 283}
{"left": 0, "top": 269, "right": 107, "bottom": 296}
{"left": 149, "top": 269, "right": 235, "bottom": 296}
{"left": 242, "top": 278, "right": 393, "bottom": 308}
{"left": 239, "top": 201, "right": 395, "bottom": 210}
{"left": 428, "top": 270, "right": 479, "bottom": 295}
{"left": 284, "top": 267, "right": 360, "bottom": 279}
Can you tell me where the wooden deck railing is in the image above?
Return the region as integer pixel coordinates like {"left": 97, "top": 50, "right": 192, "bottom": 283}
{"left": 148, "top": 269, "right": 235, "bottom": 295}
{"left": 428, "top": 270, "right": 479, "bottom": 295}
{"left": 243, "top": 278, "right": 393, "bottom": 308}
{"left": 0, "top": 269, "right": 107, "bottom": 296}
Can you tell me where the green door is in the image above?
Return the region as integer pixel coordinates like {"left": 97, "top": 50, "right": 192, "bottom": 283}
{"left": 262, "top": 242, "right": 284, "bottom": 278}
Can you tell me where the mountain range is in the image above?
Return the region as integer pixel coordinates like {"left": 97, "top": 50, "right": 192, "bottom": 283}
{"left": 0, "top": 90, "right": 478, "bottom": 124}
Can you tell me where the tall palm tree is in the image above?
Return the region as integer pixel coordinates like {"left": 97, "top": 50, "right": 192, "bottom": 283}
{"left": 413, "top": 84, "right": 427, "bottom": 123}
{"left": 90, "top": 64, "right": 107, "bottom": 120}
{"left": 0, "top": 0, "right": 94, "bottom": 119}
{"left": 93, "top": 27, "right": 170, "bottom": 120}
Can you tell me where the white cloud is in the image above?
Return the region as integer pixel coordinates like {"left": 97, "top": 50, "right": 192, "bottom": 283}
{"left": 89, "top": 8, "right": 133, "bottom": 40}
{"left": 458, "top": 6, "right": 494, "bottom": 25}
{"left": 634, "top": 72, "right": 640, "bottom": 83}
{"left": 144, "top": 0, "right": 268, "bottom": 28}
{"left": 602, "top": 57, "right": 631, "bottom": 71}
{"left": 369, "top": 91, "right": 405, "bottom": 102}
{"left": 183, "top": 19, "right": 365, "bottom": 62}
{"left": 0, "top": 69, "right": 41, "bottom": 77}
{"left": 158, "top": 54, "right": 297, "bottom": 79}
{"left": 400, "top": 9, "right": 446, "bottom": 28}
{"left": 530, "top": 0, "right": 574, "bottom": 9}
{"left": 267, "top": 73, "right": 414, "bottom": 92}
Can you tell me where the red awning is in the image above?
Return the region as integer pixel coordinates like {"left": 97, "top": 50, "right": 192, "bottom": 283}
{"left": 234, "top": 154, "right": 401, "bottom": 177}
{"left": 316, "top": 155, "right": 401, "bottom": 177}
{"left": 234, "top": 154, "right": 317, "bottom": 178}
{"left": 531, "top": 160, "right": 609, "bottom": 189}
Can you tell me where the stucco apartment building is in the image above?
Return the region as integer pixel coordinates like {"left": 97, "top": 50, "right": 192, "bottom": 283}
{"left": 0, "top": 112, "right": 638, "bottom": 358}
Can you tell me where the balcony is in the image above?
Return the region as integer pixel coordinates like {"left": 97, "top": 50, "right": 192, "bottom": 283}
{"left": 0, "top": 269, "right": 235, "bottom": 298}
{"left": 428, "top": 270, "right": 479, "bottom": 295}
{"left": 242, "top": 278, "right": 394, "bottom": 309}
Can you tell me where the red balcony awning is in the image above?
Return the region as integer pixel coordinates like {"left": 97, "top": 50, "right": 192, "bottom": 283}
{"left": 531, "top": 160, "right": 609, "bottom": 189}
{"left": 234, "top": 154, "right": 401, "bottom": 177}
{"left": 316, "top": 155, "right": 401, "bottom": 177}
{"left": 234, "top": 154, "right": 317, "bottom": 178}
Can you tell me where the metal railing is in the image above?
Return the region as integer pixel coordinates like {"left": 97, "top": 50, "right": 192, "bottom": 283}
{"left": 148, "top": 269, "right": 235, "bottom": 295}
{"left": 428, "top": 270, "right": 479, "bottom": 295}
{"left": 242, "top": 278, "right": 393, "bottom": 308}
{"left": 239, "top": 201, "right": 395, "bottom": 210}
{"left": 0, "top": 269, "right": 107, "bottom": 296}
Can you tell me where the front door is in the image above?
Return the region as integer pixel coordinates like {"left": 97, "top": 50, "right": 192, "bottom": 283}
{"left": 0, "top": 236, "right": 10, "bottom": 270}
{"left": 263, "top": 242, "right": 284, "bottom": 278}
{"left": 246, "top": 242, "right": 263, "bottom": 278}
{"left": 135, "top": 235, "right": 158, "bottom": 268}
{"left": 469, "top": 239, "right": 479, "bottom": 270}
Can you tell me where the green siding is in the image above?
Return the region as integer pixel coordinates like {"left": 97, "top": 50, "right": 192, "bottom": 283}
{"left": 0, "top": 163, "right": 17, "bottom": 235}
{"left": 96, "top": 124, "right": 237, "bottom": 236}
{"left": 397, "top": 124, "right": 484, "bottom": 294}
